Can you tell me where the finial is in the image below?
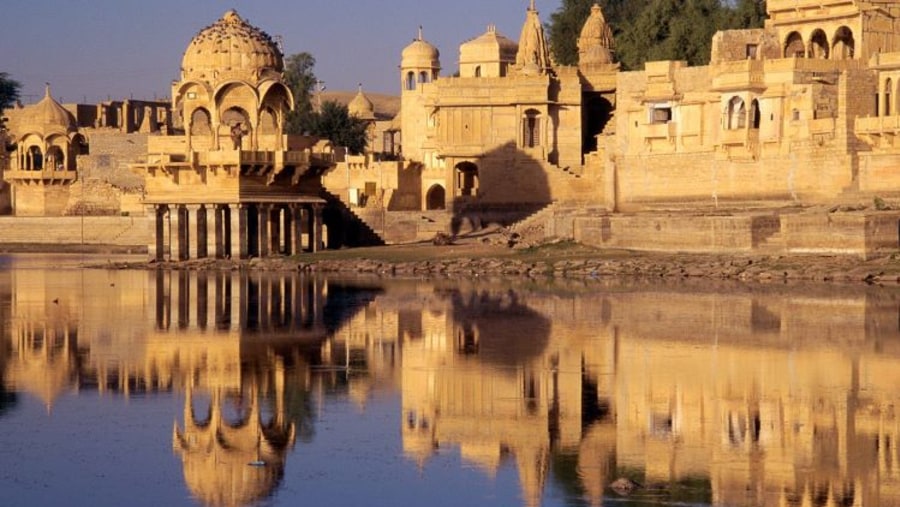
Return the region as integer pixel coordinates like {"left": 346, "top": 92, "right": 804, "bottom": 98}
{"left": 357, "top": 83, "right": 363, "bottom": 93}
{"left": 45, "top": 83, "right": 51, "bottom": 98}
{"left": 417, "top": 25, "right": 423, "bottom": 41}
{"left": 530, "top": 0, "right": 536, "bottom": 11}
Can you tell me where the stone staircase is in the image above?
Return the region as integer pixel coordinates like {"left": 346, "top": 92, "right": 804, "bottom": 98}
{"left": 320, "top": 190, "right": 386, "bottom": 247}
{"left": 510, "top": 201, "right": 559, "bottom": 234}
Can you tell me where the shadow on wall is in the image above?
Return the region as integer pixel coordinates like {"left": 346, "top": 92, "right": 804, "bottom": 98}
{"left": 449, "top": 141, "right": 552, "bottom": 235}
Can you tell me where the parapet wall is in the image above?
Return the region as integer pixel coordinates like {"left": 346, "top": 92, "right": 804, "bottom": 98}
{"left": 0, "top": 216, "right": 149, "bottom": 249}
{"left": 573, "top": 211, "right": 900, "bottom": 259}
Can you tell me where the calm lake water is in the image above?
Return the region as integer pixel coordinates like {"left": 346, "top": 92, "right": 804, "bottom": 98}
{"left": 0, "top": 254, "right": 897, "bottom": 507}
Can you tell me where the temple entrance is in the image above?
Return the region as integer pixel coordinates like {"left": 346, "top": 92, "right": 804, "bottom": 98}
{"left": 454, "top": 162, "right": 479, "bottom": 197}
{"left": 582, "top": 92, "right": 614, "bottom": 154}
{"left": 425, "top": 184, "right": 446, "bottom": 210}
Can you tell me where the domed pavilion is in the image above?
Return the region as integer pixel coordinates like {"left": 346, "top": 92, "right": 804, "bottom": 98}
{"left": 134, "top": 10, "right": 333, "bottom": 261}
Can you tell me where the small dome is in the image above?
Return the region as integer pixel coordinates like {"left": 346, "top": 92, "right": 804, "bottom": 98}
{"left": 402, "top": 27, "right": 440, "bottom": 70}
{"left": 460, "top": 25, "right": 518, "bottom": 65}
{"left": 348, "top": 85, "right": 376, "bottom": 121}
{"left": 15, "top": 85, "right": 76, "bottom": 135}
{"left": 578, "top": 4, "right": 615, "bottom": 66}
{"left": 181, "top": 10, "right": 283, "bottom": 84}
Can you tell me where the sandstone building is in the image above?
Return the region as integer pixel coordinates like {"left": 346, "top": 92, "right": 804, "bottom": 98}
{"left": 8, "top": 1, "right": 900, "bottom": 257}
{"left": 323, "top": 0, "right": 900, "bottom": 257}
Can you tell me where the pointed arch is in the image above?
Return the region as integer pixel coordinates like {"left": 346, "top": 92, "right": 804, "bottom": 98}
{"left": 784, "top": 32, "right": 805, "bottom": 58}
{"left": 809, "top": 29, "right": 829, "bottom": 59}
{"left": 406, "top": 71, "right": 416, "bottom": 90}
{"left": 832, "top": 26, "right": 855, "bottom": 60}
{"left": 727, "top": 97, "right": 746, "bottom": 130}
{"left": 190, "top": 107, "right": 212, "bottom": 136}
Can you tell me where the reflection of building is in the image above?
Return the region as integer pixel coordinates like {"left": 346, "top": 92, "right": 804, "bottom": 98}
{"left": 0, "top": 267, "right": 375, "bottom": 506}
{"left": 327, "top": 280, "right": 900, "bottom": 507}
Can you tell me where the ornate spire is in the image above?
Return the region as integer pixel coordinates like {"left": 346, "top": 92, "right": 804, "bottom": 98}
{"left": 515, "top": 0, "right": 551, "bottom": 75}
{"left": 578, "top": 3, "right": 616, "bottom": 66}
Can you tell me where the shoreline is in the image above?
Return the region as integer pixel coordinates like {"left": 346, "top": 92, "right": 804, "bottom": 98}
{"left": 81, "top": 239, "right": 900, "bottom": 285}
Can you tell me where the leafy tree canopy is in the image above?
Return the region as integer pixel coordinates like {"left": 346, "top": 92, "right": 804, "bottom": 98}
{"left": 0, "top": 72, "right": 21, "bottom": 115}
{"left": 547, "top": 0, "right": 767, "bottom": 70}
{"left": 283, "top": 52, "right": 317, "bottom": 135}
{"left": 305, "top": 101, "right": 369, "bottom": 155}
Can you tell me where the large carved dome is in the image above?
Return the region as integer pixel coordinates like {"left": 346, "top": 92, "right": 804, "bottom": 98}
{"left": 181, "top": 10, "right": 283, "bottom": 84}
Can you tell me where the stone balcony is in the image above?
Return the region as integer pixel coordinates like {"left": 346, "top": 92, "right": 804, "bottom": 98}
{"left": 712, "top": 60, "right": 765, "bottom": 92}
{"left": 718, "top": 128, "right": 760, "bottom": 147}
{"left": 642, "top": 121, "right": 676, "bottom": 140}
{"left": 5, "top": 168, "right": 78, "bottom": 183}
{"left": 855, "top": 115, "right": 900, "bottom": 147}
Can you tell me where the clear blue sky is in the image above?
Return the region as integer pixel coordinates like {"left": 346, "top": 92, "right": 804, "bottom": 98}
{"left": 2, "top": 0, "right": 562, "bottom": 105}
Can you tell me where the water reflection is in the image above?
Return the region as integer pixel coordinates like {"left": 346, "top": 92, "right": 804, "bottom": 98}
{"left": 2, "top": 265, "right": 900, "bottom": 506}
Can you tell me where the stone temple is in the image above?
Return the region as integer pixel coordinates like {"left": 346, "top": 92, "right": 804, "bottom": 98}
{"left": 7, "top": 1, "right": 900, "bottom": 258}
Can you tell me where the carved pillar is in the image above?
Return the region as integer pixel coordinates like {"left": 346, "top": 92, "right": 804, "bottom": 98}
{"left": 186, "top": 204, "right": 201, "bottom": 260}
{"left": 203, "top": 205, "right": 217, "bottom": 259}
{"left": 270, "top": 206, "right": 282, "bottom": 255}
{"left": 311, "top": 203, "right": 324, "bottom": 252}
{"left": 170, "top": 205, "right": 185, "bottom": 261}
{"left": 257, "top": 204, "right": 271, "bottom": 258}
{"left": 148, "top": 205, "right": 164, "bottom": 262}
{"left": 229, "top": 204, "right": 249, "bottom": 260}
{"left": 290, "top": 205, "right": 303, "bottom": 255}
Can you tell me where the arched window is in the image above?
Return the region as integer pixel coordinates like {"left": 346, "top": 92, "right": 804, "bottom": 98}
{"left": 425, "top": 184, "right": 446, "bottom": 210}
{"left": 750, "top": 99, "right": 761, "bottom": 129}
{"left": 418, "top": 71, "right": 429, "bottom": 84}
{"left": 523, "top": 109, "right": 541, "bottom": 148}
{"left": 190, "top": 108, "right": 211, "bottom": 136}
{"left": 886, "top": 78, "right": 893, "bottom": 117}
{"left": 406, "top": 71, "right": 416, "bottom": 90}
{"left": 27, "top": 146, "right": 43, "bottom": 170}
{"left": 809, "top": 29, "right": 829, "bottom": 59}
{"left": 259, "top": 107, "right": 278, "bottom": 135}
{"left": 832, "top": 26, "right": 855, "bottom": 59}
{"left": 784, "top": 32, "right": 805, "bottom": 58}
{"left": 474, "top": 66, "right": 482, "bottom": 78}
{"left": 727, "top": 97, "right": 746, "bottom": 130}
{"left": 46, "top": 145, "right": 65, "bottom": 171}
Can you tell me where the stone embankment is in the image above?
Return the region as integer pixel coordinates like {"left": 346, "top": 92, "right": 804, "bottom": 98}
{"left": 119, "top": 248, "right": 900, "bottom": 285}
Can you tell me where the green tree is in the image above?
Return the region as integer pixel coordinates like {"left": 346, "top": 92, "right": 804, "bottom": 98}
{"left": 0, "top": 72, "right": 21, "bottom": 111}
{"left": 617, "top": 0, "right": 728, "bottom": 69}
{"left": 282, "top": 52, "right": 317, "bottom": 135}
{"left": 547, "top": 0, "right": 652, "bottom": 66}
{"left": 306, "top": 101, "right": 368, "bottom": 155}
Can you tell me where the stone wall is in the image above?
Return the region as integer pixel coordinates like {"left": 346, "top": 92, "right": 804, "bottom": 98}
{"left": 0, "top": 216, "right": 149, "bottom": 248}
{"left": 572, "top": 210, "right": 900, "bottom": 259}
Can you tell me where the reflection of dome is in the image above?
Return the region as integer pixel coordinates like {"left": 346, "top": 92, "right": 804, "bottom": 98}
{"left": 348, "top": 86, "right": 376, "bottom": 121}
{"left": 174, "top": 388, "right": 296, "bottom": 507}
{"left": 14, "top": 85, "right": 76, "bottom": 136}
{"left": 402, "top": 28, "right": 440, "bottom": 69}
{"left": 181, "top": 10, "right": 283, "bottom": 84}
{"left": 578, "top": 4, "right": 615, "bottom": 66}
